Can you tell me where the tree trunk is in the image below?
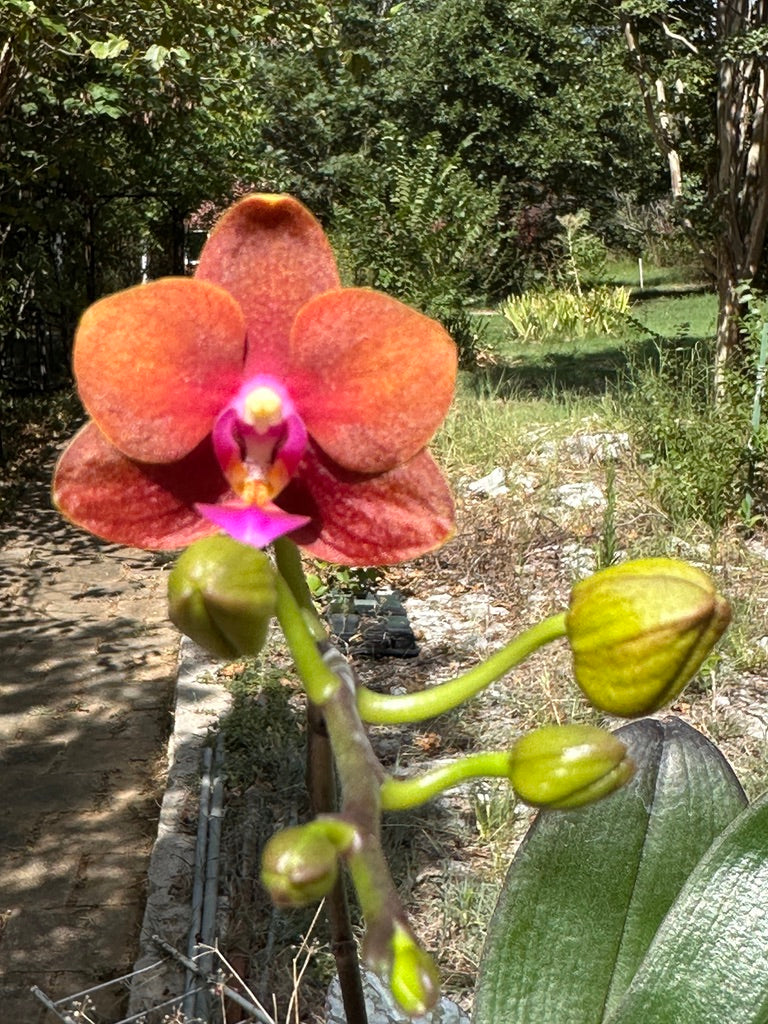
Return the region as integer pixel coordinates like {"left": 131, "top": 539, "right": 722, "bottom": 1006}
{"left": 714, "top": 0, "right": 768, "bottom": 392}
{"left": 622, "top": 16, "right": 684, "bottom": 197}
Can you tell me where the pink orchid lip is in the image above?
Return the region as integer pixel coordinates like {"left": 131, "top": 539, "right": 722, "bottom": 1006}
{"left": 211, "top": 373, "right": 308, "bottom": 502}
{"left": 196, "top": 501, "right": 311, "bottom": 548}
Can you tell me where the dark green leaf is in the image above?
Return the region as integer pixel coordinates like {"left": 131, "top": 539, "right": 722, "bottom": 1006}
{"left": 606, "top": 791, "right": 768, "bottom": 1024}
{"left": 473, "top": 717, "right": 746, "bottom": 1024}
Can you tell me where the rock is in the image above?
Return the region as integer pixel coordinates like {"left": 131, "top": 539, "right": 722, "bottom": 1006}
{"left": 560, "top": 542, "right": 597, "bottom": 578}
{"left": 464, "top": 467, "right": 509, "bottom": 498}
{"left": 531, "top": 431, "right": 631, "bottom": 467}
{"left": 553, "top": 482, "right": 606, "bottom": 510}
{"left": 325, "top": 968, "right": 470, "bottom": 1024}
{"left": 563, "top": 432, "right": 631, "bottom": 463}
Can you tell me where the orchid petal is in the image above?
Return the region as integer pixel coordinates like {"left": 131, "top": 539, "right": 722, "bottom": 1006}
{"left": 279, "top": 445, "right": 455, "bottom": 566}
{"left": 74, "top": 278, "right": 246, "bottom": 463}
{"left": 53, "top": 422, "right": 227, "bottom": 549}
{"left": 195, "top": 194, "right": 340, "bottom": 377}
{"left": 196, "top": 501, "right": 311, "bottom": 548}
{"left": 286, "top": 289, "right": 457, "bottom": 474}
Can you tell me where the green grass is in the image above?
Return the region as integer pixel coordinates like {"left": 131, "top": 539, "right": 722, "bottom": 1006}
{"left": 630, "top": 292, "right": 717, "bottom": 343}
{"left": 475, "top": 286, "right": 717, "bottom": 401}
{"left": 603, "top": 256, "right": 706, "bottom": 289}
{"left": 434, "top": 371, "right": 611, "bottom": 478}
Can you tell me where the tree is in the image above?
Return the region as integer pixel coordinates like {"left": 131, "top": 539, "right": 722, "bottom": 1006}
{"left": 715, "top": 0, "right": 768, "bottom": 382}
{"left": 619, "top": 0, "right": 768, "bottom": 385}
{"left": 0, "top": 0, "right": 269, "bottom": 388}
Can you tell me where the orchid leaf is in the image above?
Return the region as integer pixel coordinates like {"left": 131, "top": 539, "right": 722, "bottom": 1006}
{"left": 473, "top": 717, "right": 747, "bottom": 1024}
{"left": 605, "top": 789, "right": 768, "bottom": 1024}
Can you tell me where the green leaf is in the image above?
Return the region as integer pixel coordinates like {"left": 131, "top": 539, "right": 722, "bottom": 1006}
{"left": 606, "top": 791, "right": 768, "bottom": 1024}
{"left": 89, "top": 34, "right": 130, "bottom": 60}
{"left": 473, "top": 717, "right": 747, "bottom": 1024}
{"left": 144, "top": 44, "right": 170, "bottom": 70}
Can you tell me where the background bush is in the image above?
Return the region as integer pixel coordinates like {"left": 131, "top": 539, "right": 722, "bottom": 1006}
{"left": 328, "top": 128, "right": 504, "bottom": 365}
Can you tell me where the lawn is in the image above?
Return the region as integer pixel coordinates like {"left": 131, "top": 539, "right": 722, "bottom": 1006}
{"left": 474, "top": 279, "right": 718, "bottom": 400}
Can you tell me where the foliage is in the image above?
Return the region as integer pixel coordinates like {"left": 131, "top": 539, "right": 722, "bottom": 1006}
{"left": 556, "top": 210, "right": 609, "bottom": 293}
{"left": 618, "top": 0, "right": 768, "bottom": 378}
{"left": 329, "top": 128, "right": 503, "bottom": 365}
{"left": 475, "top": 716, "right": 768, "bottom": 1024}
{"left": 625, "top": 337, "right": 760, "bottom": 530}
{"left": 0, "top": 0, "right": 287, "bottom": 390}
{"left": 610, "top": 192, "right": 702, "bottom": 269}
{"left": 376, "top": 0, "right": 663, "bottom": 209}
{"left": 1, "top": 0, "right": 675, "bottom": 391}
{"left": 248, "top": 0, "right": 665, "bottom": 293}
{"left": 499, "top": 286, "right": 631, "bottom": 344}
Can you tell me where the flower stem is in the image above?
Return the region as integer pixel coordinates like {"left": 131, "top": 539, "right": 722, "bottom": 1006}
{"left": 357, "top": 612, "right": 568, "bottom": 724}
{"left": 272, "top": 537, "right": 327, "bottom": 639}
{"left": 273, "top": 572, "right": 340, "bottom": 705}
{"left": 306, "top": 702, "right": 369, "bottom": 1024}
{"left": 379, "top": 751, "right": 513, "bottom": 811}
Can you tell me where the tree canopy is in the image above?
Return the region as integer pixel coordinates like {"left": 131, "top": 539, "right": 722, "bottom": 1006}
{"left": 11, "top": 0, "right": 759, "bottom": 390}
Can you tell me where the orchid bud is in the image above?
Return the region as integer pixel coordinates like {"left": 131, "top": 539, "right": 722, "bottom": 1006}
{"left": 566, "top": 558, "right": 731, "bottom": 717}
{"left": 389, "top": 924, "right": 441, "bottom": 1017}
{"left": 509, "top": 724, "right": 633, "bottom": 809}
{"left": 167, "top": 535, "right": 276, "bottom": 659}
{"left": 261, "top": 819, "right": 356, "bottom": 908}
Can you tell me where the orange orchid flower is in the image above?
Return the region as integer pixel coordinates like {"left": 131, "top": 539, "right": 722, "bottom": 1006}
{"left": 53, "top": 194, "right": 457, "bottom": 565}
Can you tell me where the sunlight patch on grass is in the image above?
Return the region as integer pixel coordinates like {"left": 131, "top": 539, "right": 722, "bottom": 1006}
{"left": 630, "top": 292, "right": 717, "bottom": 342}
{"left": 435, "top": 371, "right": 613, "bottom": 479}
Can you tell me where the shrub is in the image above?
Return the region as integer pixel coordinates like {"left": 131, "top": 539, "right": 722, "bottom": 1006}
{"left": 499, "top": 284, "right": 631, "bottom": 344}
{"left": 328, "top": 127, "right": 502, "bottom": 366}
{"left": 624, "top": 338, "right": 760, "bottom": 531}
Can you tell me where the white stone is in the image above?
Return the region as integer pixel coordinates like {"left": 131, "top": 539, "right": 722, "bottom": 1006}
{"left": 553, "top": 482, "right": 606, "bottom": 510}
{"left": 325, "top": 968, "right": 470, "bottom": 1024}
{"left": 465, "top": 467, "right": 509, "bottom": 497}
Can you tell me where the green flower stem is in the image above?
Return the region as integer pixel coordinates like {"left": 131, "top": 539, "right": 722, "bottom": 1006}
{"left": 305, "top": 703, "right": 369, "bottom": 1024}
{"left": 274, "top": 572, "right": 340, "bottom": 705}
{"left": 379, "top": 751, "right": 513, "bottom": 811}
{"left": 357, "top": 612, "right": 568, "bottom": 724}
{"left": 273, "top": 537, "right": 327, "bottom": 640}
{"left": 272, "top": 544, "right": 443, "bottom": 1009}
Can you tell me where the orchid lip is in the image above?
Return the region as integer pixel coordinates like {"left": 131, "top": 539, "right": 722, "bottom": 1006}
{"left": 196, "top": 501, "right": 311, "bottom": 548}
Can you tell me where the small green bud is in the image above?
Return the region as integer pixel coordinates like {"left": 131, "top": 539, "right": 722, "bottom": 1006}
{"left": 261, "top": 819, "right": 356, "bottom": 908}
{"left": 167, "top": 535, "right": 277, "bottom": 659}
{"left": 566, "top": 558, "right": 731, "bottom": 717}
{"left": 509, "top": 724, "right": 633, "bottom": 809}
{"left": 389, "top": 924, "right": 440, "bottom": 1017}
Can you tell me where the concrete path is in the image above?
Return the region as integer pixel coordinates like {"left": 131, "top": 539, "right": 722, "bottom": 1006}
{"left": 0, "top": 464, "right": 180, "bottom": 1020}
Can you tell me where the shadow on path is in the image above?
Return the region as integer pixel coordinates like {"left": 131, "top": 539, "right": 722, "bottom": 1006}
{"left": 0, "top": 463, "right": 180, "bottom": 1020}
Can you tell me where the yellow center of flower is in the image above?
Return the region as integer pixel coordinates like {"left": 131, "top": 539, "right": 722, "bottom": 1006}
{"left": 243, "top": 386, "right": 283, "bottom": 430}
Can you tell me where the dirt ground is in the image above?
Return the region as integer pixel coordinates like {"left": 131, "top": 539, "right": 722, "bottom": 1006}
{"left": 0, "top": 465, "right": 180, "bottom": 1020}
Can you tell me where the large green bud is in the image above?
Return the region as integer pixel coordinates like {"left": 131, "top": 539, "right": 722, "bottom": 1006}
{"left": 508, "top": 724, "right": 633, "bottom": 809}
{"left": 566, "top": 558, "right": 731, "bottom": 717}
{"left": 167, "top": 535, "right": 277, "bottom": 659}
